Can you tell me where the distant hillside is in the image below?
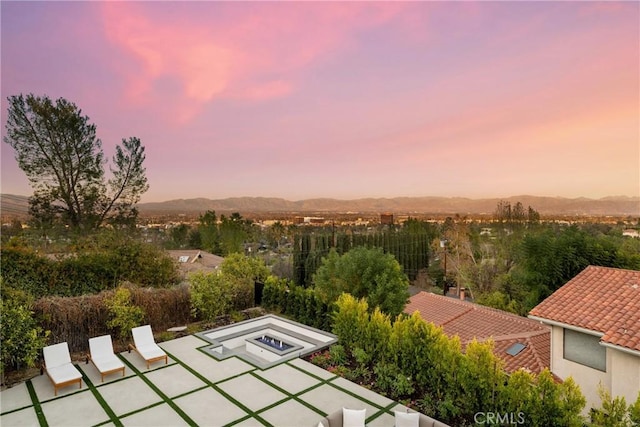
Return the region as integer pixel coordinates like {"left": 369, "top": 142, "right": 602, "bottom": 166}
{"left": 2, "top": 194, "right": 638, "bottom": 218}
{"left": 136, "top": 195, "right": 640, "bottom": 216}
{"left": 1, "top": 194, "right": 30, "bottom": 218}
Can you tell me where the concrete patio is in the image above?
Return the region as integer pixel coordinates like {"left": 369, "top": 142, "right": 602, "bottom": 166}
{"left": 1, "top": 333, "right": 419, "bottom": 427}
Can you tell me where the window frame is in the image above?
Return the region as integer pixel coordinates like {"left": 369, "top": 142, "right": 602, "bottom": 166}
{"left": 563, "top": 328, "right": 606, "bottom": 372}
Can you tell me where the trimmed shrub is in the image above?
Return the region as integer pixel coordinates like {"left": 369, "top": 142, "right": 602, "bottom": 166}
{"left": 261, "top": 277, "right": 332, "bottom": 330}
{"left": 33, "top": 284, "right": 191, "bottom": 353}
{"left": 1, "top": 241, "right": 179, "bottom": 298}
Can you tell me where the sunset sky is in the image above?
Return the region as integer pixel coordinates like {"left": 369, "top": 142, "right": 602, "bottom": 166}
{"left": 1, "top": 1, "right": 638, "bottom": 203}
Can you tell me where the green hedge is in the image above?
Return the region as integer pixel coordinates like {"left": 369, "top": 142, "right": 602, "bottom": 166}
{"left": 329, "top": 294, "right": 586, "bottom": 426}
{"left": 33, "top": 284, "right": 191, "bottom": 353}
{"left": 261, "top": 277, "right": 332, "bottom": 331}
{"left": 1, "top": 244, "right": 179, "bottom": 297}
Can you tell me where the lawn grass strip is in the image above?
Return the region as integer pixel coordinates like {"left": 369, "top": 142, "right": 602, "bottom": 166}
{"left": 0, "top": 402, "right": 33, "bottom": 416}
{"left": 285, "top": 360, "right": 393, "bottom": 418}
{"left": 25, "top": 379, "right": 48, "bottom": 427}
{"left": 364, "top": 401, "right": 410, "bottom": 425}
{"left": 111, "top": 400, "right": 165, "bottom": 421}
{"left": 325, "top": 376, "right": 389, "bottom": 423}
{"left": 161, "top": 348, "right": 271, "bottom": 426}
{"left": 119, "top": 354, "right": 198, "bottom": 427}
{"left": 249, "top": 371, "right": 327, "bottom": 417}
{"left": 76, "top": 364, "right": 122, "bottom": 427}
{"left": 285, "top": 359, "right": 337, "bottom": 382}
{"left": 222, "top": 414, "right": 258, "bottom": 427}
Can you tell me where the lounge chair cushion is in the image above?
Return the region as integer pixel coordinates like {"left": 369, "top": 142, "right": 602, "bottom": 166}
{"left": 43, "top": 342, "right": 72, "bottom": 369}
{"left": 131, "top": 325, "right": 167, "bottom": 365}
{"left": 343, "top": 408, "right": 366, "bottom": 427}
{"left": 135, "top": 343, "right": 166, "bottom": 360}
{"left": 132, "top": 325, "right": 156, "bottom": 347}
{"left": 89, "top": 335, "right": 124, "bottom": 374}
{"left": 43, "top": 342, "right": 82, "bottom": 392}
{"left": 395, "top": 411, "right": 420, "bottom": 427}
{"left": 46, "top": 363, "right": 82, "bottom": 384}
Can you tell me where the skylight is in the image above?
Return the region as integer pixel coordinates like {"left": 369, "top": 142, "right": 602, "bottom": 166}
{"left": 506, "top": 342, "right": 527, "bottom": 356}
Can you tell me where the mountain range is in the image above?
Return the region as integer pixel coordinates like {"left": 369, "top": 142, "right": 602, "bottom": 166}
{"left": 2, "top": 194, "right": 638, "bottom": 217}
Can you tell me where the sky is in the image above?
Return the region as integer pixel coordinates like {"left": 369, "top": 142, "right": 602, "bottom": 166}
{"left": 1, "top": 1, "right": 639, "bottom": 203}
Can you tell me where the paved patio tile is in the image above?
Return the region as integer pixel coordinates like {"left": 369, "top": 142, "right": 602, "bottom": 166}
{"left": 159, "top": 335, "right": 207, "bottom": 358}
{"left": 95, "top": 376, "right": 163, "bottom": 417}
{"left": 40, "top": 389, "right": 109, "bottom": 427}
{"left": 255, "top": 363, "right": 321, "bottom": 395}
{"left": 198, "top": 357, "right": 255, "bottom": 384}
{"left": 330, "top": 377, "right": 394, "bottom": 407}
{"left": 217, "top": 373, "right": 288, "bottom": 412}
{"left": 31, "top": 371, "right": 84, "bottom": 402}
{"left": 144, "top": 363, "right": 206, "bottom": 398}
{"left": 298, "top": 383, "right": 380, "bottom": 418}
{"left": 173, "top": 387, "right": 248, "bottom": 426}
{"left": 0, "top": 405, "right": 39, "bottom": 426}
{"left": 0, "top": 328, "right": 438, "bottom": 427}
{"left": 390, "top": 403, "right": 414, "bottom": 416}
{"left": 258, "top": 398, "right": 324, "bottom": 427}
{"left": 119, "top": 350, "right": 175, "bottom": 373}
{"left": 78, "top": 355, "right": 135, "bottom": 385}
{"left": 232, "top": 416, "right": 267, "bottom": 426}
{"left": 0, "top": 382, "right": 32, "bottom": 414}
{"left": 367, "top": 411, "right": 395, "bottom": 427}
{"left": 120, "top": 403, "right": 190, "bottom": 427}
{"left": 287, "top": 359, "right": 337, "bottom": 380}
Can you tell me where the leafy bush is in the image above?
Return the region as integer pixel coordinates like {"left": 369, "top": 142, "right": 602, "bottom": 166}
{"left": 0, "top": 247, "right": 51, "bottom": 297}
{"left": 189, "top": 272, "right": 234, "bottom": 322}
{"left": 1, "top": 283, "right": 49, "bottom": 374}
{"left": 261, "top": 276, "right": 332, "bottom": 330}
{"left": 313, "top": 247, "right": 410, "bottom": 316}
{"left": 324, "top": 295, "right": 587, "bottom": 426}
{"left": 1, "top": 238, "right": 179, "bottom": 297}
{"left": 329, "top": 344, "right": 347, "bottom": 366}
{"left": 105, "top": 286, "right": 145, "bottom": 343}
{"left": 629, "top": 392, "right": 640, "bottom": 426}
{"left": 373, "top": 361, "right": 415, "bottom": 401}
{"left": 590, "top": 385, "right": 637, "bottom": 427}
{"left": 34, "top": 285, "right": 191, "bottom": 352}
{"left": 309, "top": 351, "right": 332, "bottom": 369}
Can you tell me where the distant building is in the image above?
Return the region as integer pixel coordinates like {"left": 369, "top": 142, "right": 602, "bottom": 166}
{"left": 293, "top": 216, "right": 325, "bottom": 225}
{"left": 166, "top": 250, "right": 224, "bottom": 280}
{"left": 405, "top": 292, "right": 551, "bottom": 375}
{"left": 380, "top": 213, "right": 394, "bottom": 225}
{"left": 529, "top": 266, "right": 640, "bottom": 412}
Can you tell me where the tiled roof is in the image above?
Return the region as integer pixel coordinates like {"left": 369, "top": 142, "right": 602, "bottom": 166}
{"left": 529, "top": 266, "right": 640, "bottom": 353}
{"left": 404, "top": 292, "right": 551, "bottom": 374}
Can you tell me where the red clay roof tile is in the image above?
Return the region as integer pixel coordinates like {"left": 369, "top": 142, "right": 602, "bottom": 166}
{"left": 529, "top": 266, "right": 640, "bottom": 353}
{"left": 404, "top": 292, "right": 551, "bottom": 374}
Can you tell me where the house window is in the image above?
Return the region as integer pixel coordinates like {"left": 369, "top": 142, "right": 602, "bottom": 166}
{"left": 563, "top": 328, "right": 606, "bottom": 372}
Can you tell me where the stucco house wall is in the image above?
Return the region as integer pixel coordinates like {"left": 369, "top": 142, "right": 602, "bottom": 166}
{"left": 550, "top": 324, "right": 639, "bottom": 412}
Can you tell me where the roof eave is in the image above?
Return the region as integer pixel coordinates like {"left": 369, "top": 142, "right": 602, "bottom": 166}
{"left": 527, "top": 315, "right": 604, "bottom": 337}
{"left": 600, "top": 341, "right": 640, "bottom": 358}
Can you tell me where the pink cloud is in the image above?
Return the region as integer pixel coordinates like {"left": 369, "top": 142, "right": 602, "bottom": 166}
{"left": 101, "top": 2, "right": 237, "bottom": 123}
{"left": 239, "top": 80, "right": 293, "bottom": 102}
{"left": 100, "top": 2, "right": 408, "bottom": 124}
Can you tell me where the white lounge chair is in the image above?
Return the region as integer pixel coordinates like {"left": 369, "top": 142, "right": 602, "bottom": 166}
{"left": 89, "top": 335, "right": 125, "bottom": 382}
{"left": 43, "top": 342, "right": 82, "bottom": 395}
{"left": 130, "top": 325, "right": 168, "bottom": 369}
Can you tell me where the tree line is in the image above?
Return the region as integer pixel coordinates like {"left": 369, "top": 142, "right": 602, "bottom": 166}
{"left": 293, "top": 218, "right": 437, "bottom": 286}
